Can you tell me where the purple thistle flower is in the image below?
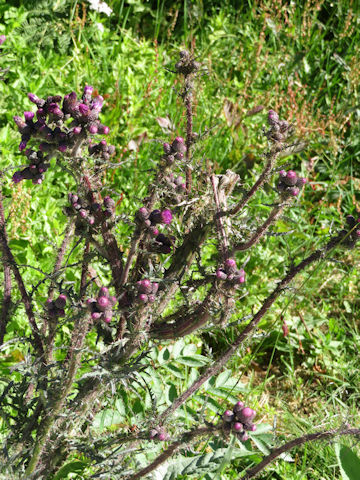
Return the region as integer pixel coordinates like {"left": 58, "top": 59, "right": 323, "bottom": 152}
{"left": 24, "top": 111, "right": 35, "bottom": 122}
{"left": 78, "top": 103, "right": 89, "bottom": 116}
{"left": 89, "top": 124, "right": 98, "bottom": 134}
{"left": 161, "top": 209, "right": 172, "bottom": 224}
{"left": 98, "top": 124, "right": 110, "bottom": 134}
{"left": 97, "top": 296, "right": 110, "bottom": 311}
{"left": 223, "top": 410, "right": 234, "bottom": 422}
{"left": 225, "top": 258, "right": 237, "bottom": 274}
{"left": 84, "top": 85, "right": 93, "bottom": 95}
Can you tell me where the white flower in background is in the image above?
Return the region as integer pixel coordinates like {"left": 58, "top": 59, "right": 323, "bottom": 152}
{"left": 95, "top": 22, "right": 105, "bottom": 33}
{"left": 87, "top": 0, "right": 113, "bottom": 16}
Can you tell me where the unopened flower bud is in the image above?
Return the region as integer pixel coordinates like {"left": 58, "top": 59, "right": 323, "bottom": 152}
{"left": 216, "top": 269, "right": 227, "bottom": 280}
{"left": 149, "top": 429, "right": 158, "bottom": 439}
{"left": 237, "top": 407, "right": 256, "bottom": 423}
{"left": 289, "top": 187, "right": 300, "bottom": 196}
{"left": 233, "top": 422, "right": 243, "bottom": 432}
{"left": 225, "top": 258, "right": 237, "bottom": 274}
{"left": 223, "top": 410, "right": 234, "bottom": 422}
{"left": 283, "top": 170, "right": 297, "bottom": 186}
{"left": 138, "top": 294, "right": 148, "bottom": 303}
{"left": 163, "top": 142, "right": 171, "bottom": 154}
{"left": 137, "top": 279, "right": 152, "bottom": 294}
{"left": 97, "top": 296, "right": 109, "bottom": 311}
{"left": 268, "top": 109, "right": 279, "bottom": 126}
{"left": 55, "top": 294, "right": 67, "bottom": 309}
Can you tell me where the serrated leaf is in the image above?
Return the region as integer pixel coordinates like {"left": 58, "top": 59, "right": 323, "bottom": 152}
{"left": 335, "top": 443, "right": 360, "bottom": 480}
{"left": 250, "top": 435, "right": 271, "bottom": 455}
{"left": 250, "top": 423, "right": 273, "bottom": 435}
{"left": 176, "top": 354, "right": 210, "bottom": 367}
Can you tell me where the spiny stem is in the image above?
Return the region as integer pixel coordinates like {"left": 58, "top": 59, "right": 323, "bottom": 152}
{"left": 47, "top": 219, "right": 75, "bottom": 300}
{"left": 233, "top": 201, "right": 288, "bottom": 252}
{"left": 127, "top": 426, "right": 217, "bottom": 480}
{"left": 0, "top": 192, "right": 11, "bottom": 345}
{"left": 151, "top": 283, "right": 218, "bottom": 339}
{"left": 24, "top": 313, "right": 91, "bottom": 476}
{"left": 0, "top": 227, "right": 44, "bottom": 356}
{"left": 80, "top": 239, "right": 90, "bottom": 299}
{"left": 158, "top": 232, "right": 345, "bottom": 424}
{"left": 241, "top": 427, "right": 360, "bottom": 479}
{"left": 211, "top": 174, "right": 230, "bottom": 260}
{"left": 120, "top": 228, "right": 143, "bottom": 286}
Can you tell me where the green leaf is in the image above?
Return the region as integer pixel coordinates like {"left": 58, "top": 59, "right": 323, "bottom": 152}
{"left": 176, "top": 354, "right": 210, "bottom": 367}
{"left": 181, "top": 344, "right": 198, "bottom": 356}
{"left": 162, "top": 363, "right": 185, "bottom": 379}
{"left": 53, "top": 460, "right": 87, "bottom": 479}
{"left": 215, "top": 369, "right": 232, "bottom": 387}
{"left": 335, "top": 444, "right": 360, "bottom": 480}
{"left": 250, "top": 435, "right": 271, "bottom": 455}
{"left": 167, "top": 383, "right": 177, "bottom": 403}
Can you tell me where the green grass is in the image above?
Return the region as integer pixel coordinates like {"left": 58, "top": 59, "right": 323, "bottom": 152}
{"left": 0, "top": 0, "right": 360, "bottom": 478}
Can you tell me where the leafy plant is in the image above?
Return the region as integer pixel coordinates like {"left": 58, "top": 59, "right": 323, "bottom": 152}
{"left": 0, "top": 41, "right": 360, "bottom": 480}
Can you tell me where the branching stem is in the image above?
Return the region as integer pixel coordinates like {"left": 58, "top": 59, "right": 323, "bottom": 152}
{"left": 241, "top": 427, "right": 360, "bottom": 479}
{"left": 158, "top": 232, "right": 345, "bottom": 424}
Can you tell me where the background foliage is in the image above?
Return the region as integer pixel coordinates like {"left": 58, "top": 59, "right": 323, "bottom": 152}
{"left": 1, "top": 0, "right": 360, "bottom": 478}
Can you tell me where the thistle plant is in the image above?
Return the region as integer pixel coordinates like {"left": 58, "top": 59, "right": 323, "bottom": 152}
{"left": 0, "top": 49, "right": 359, "bottom": 479}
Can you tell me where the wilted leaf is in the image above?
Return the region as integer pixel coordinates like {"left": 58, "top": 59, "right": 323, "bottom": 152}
{"left": 156, "top": 115, "right": 175, "bottom": 132}
{"left": 223, "top": 99, "right": 241, "bottom": 128}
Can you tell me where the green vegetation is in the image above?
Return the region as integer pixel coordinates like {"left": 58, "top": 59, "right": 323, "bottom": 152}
{"left": 0, "top": 0, "right": 359, "bottom": 478}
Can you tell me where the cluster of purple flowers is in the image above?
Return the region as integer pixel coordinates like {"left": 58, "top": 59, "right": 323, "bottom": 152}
{"left": 0, "top": 35, "right": 6, "bottom": 46}
{"left": 149, "top": 426, "right": 169, "bottom": 442}
{"left": 216, "top": 258, "right": 245, "bottom": 286}
{"left": 340, "top": 214, "right": 360, "bottom": 249}
{"left": 276, "top": 170, "right": 307, "bottom": 197}
{"left": 162, "top": 136, "right": 186, "bottom": 166}
{"left": 65, "top": 193, "right": 115, "bottom": 230}
{"left": 136, "top": 206, "right": 174, "bottom": 253}
{"left": 12, "top": 149, "right": 50, "bottom": 185}
{"left": 222, "top": 401, "right": 257, "bottom": 442}
{"left": 136, "top": 279, "right": 159, "bottom": 304}
{"left": 12, "top": 86, "right": 114, "bottom": 184}
{"left": 46, "top": 294, "right": 67, "bottom": 318}
{"left": 86, "top": 287, "right": 117, "bottom": 324}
